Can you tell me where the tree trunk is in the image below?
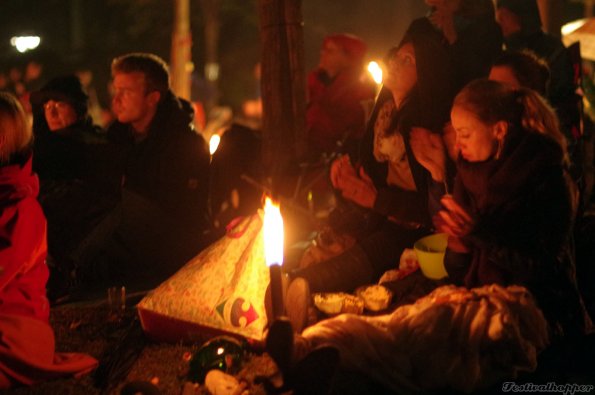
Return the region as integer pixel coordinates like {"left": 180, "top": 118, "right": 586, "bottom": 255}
{"left": 258, "top": 0, "right": 306, "bottom": 191}
{"left": 171, "top": 0, "right": 192, "bottom": 100}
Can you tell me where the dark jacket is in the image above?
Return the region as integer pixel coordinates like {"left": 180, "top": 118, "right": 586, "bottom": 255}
{"left": 33, "top": 116, "right": 121, "bottom": 264}
{"left": 445, "top": 129, "right": 591, "bottom": 338}
{"left": 358, "top": 18, "right": 455, "bottom": 227}
{"left": 447, "top": 4, "right": 503, "bottom": 90}
{"left": 33, "top": 116, "right": 115, "bottom": 186}
{"left": 107, "top": 91, "right": 210, "bottom": 233}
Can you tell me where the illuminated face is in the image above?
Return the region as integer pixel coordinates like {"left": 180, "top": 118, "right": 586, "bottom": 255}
{"left": 451, "top": 105, "right": 500, "bottom": 162}
{"left": 383, "top": 42, "right": 417, "bottom": 99}
{"left": 319, "top": 40, "right": 349, "bottom": 77}
{"left": 44, "top": 100, "right": 78, "bottom": 131}
{"left": 489, "top": 65, "right": 521, "bottom": 90}
{"left": 112, "top": 72, "right": 159, "bottom": 132}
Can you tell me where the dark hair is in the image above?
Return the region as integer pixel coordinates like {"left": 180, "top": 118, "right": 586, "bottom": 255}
{"left": 454, "top": 79, "right": 567, "bottom": 154}
{"left": 111, "top": 53, "right": 170, "bottom": 95}
{"left": 492, "top": 50, "right": 550, "bottom": 95}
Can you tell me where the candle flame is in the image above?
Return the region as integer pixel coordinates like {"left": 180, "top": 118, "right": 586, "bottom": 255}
{"left": 263, "top": 197, "right": 284, "bottom": 267}
{"left": 209, "top": 134, "right": 221, "bottom": 155}
{"left": 367, "top": 61, "right": 383, "bottom": 85}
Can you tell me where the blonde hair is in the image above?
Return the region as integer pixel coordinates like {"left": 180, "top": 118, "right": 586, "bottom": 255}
{"left": 0, "top": 92, "right": 33, "bottom": 164}
{"left": 454, "top": 79, "right": 568, "bottom": 160}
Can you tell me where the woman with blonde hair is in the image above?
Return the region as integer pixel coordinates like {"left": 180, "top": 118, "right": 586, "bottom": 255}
{"left": 437, "top": 79, "right": 591, "bottom": 339}
{"left": 0, "top": 92, "right": 97, "bottom": 388}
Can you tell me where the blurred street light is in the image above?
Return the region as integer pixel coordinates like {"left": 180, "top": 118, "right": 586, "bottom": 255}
{"left": 10, "top": 36, "right": 41, "bottom": 53}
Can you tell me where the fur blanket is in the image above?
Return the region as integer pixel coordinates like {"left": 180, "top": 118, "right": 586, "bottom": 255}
{"left": 302, "top": 284, "right": 549, "bottom": 393}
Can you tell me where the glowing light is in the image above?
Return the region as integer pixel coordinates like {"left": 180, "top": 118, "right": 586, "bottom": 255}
{"left": 367, "top": 61, "right": 383, "bottom": 85}
{"left": 263, "top": 197, "right": 284, "bottom": 267}
{"left": 209, "top": 134, "right": 221, "bottom": 155}
{"left": 10, "top": 36, "right": 40, "bottom": 53}
{"left": 216, "top": 347, "right": 225, "bottom": 355}
{"left": 562, "top": 19, "right": 587, "bottom": 36}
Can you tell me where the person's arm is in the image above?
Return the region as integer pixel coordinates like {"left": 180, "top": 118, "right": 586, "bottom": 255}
{"left": 333, "top": 159, "right": 430, "bottom": 224}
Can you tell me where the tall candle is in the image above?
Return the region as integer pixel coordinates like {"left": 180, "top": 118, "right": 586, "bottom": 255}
{"left": 264, "top": 197, "right": 285, "bottom": 318}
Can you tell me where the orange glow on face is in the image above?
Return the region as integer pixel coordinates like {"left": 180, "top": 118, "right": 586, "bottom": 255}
{"left": 263, "top": 197, "right": 284, "bottom": 267}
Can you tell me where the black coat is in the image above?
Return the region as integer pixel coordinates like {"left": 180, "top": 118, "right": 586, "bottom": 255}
{"left": 446, "top": 129, "right": 591, "bottom": 337}
{"left": 33, "top": 117, "right": 121, "bottom": 264}
{"left": 107, "top": 91, "right": 211, "bottom": 233}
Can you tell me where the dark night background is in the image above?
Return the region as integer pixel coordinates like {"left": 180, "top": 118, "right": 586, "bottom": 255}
{"left": 0, "top": 0, "right": 585, "bottom": 112}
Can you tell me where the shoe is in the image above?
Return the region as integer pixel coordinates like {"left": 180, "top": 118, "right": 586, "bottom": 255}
{"left": 286, "top": 277, "right": 310, "bottom": 333}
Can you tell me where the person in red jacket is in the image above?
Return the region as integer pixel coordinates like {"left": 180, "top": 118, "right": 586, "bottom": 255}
{"left": 0, "top": 92, "right": 97, "bottom": 388}
{"left": 307, "top": 33, "right": 377, "bottom": 159}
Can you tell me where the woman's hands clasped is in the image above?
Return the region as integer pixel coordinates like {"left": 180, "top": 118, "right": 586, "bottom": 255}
{"left": 330, "top": 155, "right": 377, "bottom": 209}
{"left": 434, "top": 195, "right": 474, "bottom": 253}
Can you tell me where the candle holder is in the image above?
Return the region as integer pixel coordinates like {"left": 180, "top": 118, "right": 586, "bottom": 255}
{"left": 268, "top": 263, "right": 284, "bottom": 319}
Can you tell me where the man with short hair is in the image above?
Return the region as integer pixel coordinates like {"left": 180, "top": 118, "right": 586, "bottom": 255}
{"left": 106, "top": 53, "right": 210, "bottom": 279}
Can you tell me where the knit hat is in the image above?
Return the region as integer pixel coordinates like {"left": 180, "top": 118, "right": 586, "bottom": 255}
{"left": 496, "top": 0, "right": 542, "bottom": 33}
{"left": 31, "top": 75, "right": 88, "bottom": 117}
{"left": 323, "top": 34, "right": 367, "bottom": 65}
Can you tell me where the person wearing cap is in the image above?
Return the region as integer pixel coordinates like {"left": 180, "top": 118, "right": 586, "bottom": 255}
{"left": 104, "top": 53, "right": 210, "bottom": 282}
{"left": 30, "top": 75, "right": 121, "bottom": 301}
{"left": 307, "top": 33, "right": 376, "bottom": 159}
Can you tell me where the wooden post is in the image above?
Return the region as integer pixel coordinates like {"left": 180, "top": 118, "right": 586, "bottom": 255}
{"left": 171, "top": 0, "right": 192, "bottom": 100}
{"left": 258, "top": 0, "right": 307, "bottom": 191}
{"left": 200, "top": 0, "right": 220, "bottom": 110}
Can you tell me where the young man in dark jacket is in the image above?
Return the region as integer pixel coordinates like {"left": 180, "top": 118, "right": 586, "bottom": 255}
{"left": 105, "top": 53, "right": 211, "bottom": 281}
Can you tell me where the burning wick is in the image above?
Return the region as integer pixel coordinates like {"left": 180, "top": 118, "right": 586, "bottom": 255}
{"left": 264, "top": 197, "right": 285, "bottom": 319}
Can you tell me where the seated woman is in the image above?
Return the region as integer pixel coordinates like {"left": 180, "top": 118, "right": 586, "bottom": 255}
{"left": 437, "top": 79, "right": 592, "bottom": 339}
{"left": 30, "top": 75, "right": 121, "bottom": 301}
{"left": 287, "top": 18, "right": 456, "bottom": 331}
{"left": 0, "top": 92, "right": 97, "bottom": 388}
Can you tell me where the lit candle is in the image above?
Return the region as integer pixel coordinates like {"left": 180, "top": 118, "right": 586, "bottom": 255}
{"left": 263, "top": 197, "right": 284, "bottom": 319}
